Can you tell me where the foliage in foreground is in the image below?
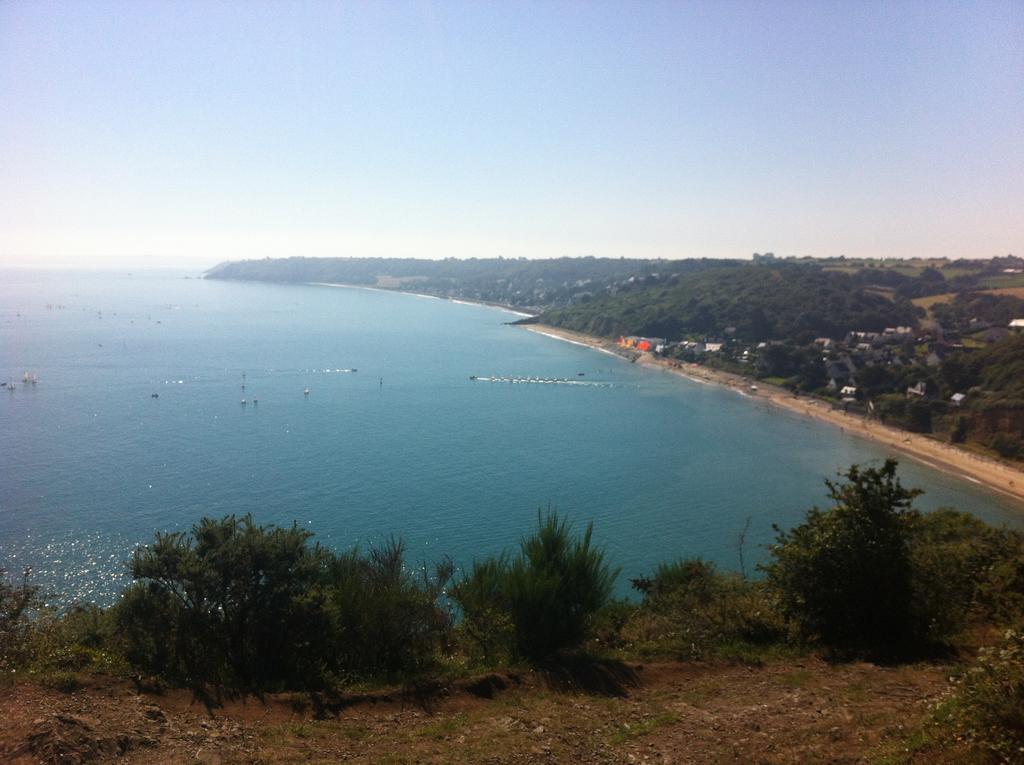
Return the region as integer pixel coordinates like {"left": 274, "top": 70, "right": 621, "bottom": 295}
{"left": 622, "top": 559, "right": 786, "bottom": 661}
{"left": 763, "top": 460, "right": 922, "bottom": 654}
{"left": 0, "top": 567, "right": 41, "bottom": 671}
{"left": 453, "top": 511, "right": 618, "bottom": 662}
{"left": 3, "top": 453, "right": 1024, "bottom": 765}
{"left": 762, "top": 460, "right": 1024, "bottom": 657}
{"left": 115, "top": 515, "right": 451, "bottom": 690}
{"left": 948, "top": 628, "right": 1024, "bottom": 763}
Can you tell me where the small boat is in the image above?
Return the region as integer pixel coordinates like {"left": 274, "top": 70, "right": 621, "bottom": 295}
{"left": 241, "top": 398, "right": 247, "bottom": 405}
{"left": 150, "top": 393, "right": 159, "bottom": 399}
{"left": 304, "top": 388, "right": 310, "bottom": 396}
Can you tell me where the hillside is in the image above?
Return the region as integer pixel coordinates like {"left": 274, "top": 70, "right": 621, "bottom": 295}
{"left": 205, "top": 256, "right": 738, "bottom": 310}
{"left": 537, "top": 263, "right": 919, "bottom": 341}
{"left": 0, "top": 658, "right": 955, "bottom": 765}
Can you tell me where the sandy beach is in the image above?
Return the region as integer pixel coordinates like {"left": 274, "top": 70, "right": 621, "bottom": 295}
{"left": 524, "top": 324, "right": 1024, "bottom": 508}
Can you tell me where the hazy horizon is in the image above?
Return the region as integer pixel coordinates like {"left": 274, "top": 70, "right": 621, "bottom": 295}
{"left": 2, "top": 1, "right": 1021, "bottom": 269}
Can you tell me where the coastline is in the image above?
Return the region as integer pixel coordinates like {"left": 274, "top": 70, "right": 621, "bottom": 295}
{"left": 308, "top": 281, "right": 536, "bottom": 318}
{"left": 523, "top": 324, "right": 1024, "bottom": 507}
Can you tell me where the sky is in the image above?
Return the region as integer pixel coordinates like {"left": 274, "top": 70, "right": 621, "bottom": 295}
{"left": 1, "top": 0, "right": 1022, "bottom": 269}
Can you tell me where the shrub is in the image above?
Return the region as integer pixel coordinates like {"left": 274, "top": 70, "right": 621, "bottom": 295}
{"left": 452, "top": 511, "right": 617, "bottom": 663}
{"left": 114, "top": 514, "right": 333, "bottom": 690}
{"left": 0, "top": 567, "right": 43, "bottom": 670}
{"left": 763, "top": 460, "right": 922, "bottom": 655}
{"left": 626, "top": 558, "right": 785, "bottom": 660}
{"left": 908, "top": 510, "right": 1024, "bottom": 641}
{"left": 324, "top": 538, "right": 453, "bottom": 683}
{"left": 504, "top": 512, "right": 618, "bottom": 661}
{"left": 951, "top": 629, "right": 1024, "bottom": 762}
{"left": 115, "top": 516, "right": 453, "bottom": 690}
{"left": 990, "top": 433, "right": 1024, "bottom": 460}
{"left": 450, "top": 555, "right": 514, "bottom": 664}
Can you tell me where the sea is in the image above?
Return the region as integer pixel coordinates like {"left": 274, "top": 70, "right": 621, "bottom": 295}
{"left": 2, "top": 269, "right": 1022, "bottom": 605}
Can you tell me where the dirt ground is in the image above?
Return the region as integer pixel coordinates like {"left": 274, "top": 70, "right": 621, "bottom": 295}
{"left": 0, "top": 657, "right": 957, "bottom": 765}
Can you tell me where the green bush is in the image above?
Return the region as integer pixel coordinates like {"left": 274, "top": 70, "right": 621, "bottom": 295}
{"left": 114, "top": 516, "right": 453, "bottom": 691}
{"left": 990, "top": 433, "right": 1024, "bottom": 460}
{"left": 908, "top": 510, "right": 1024, "bottom": 641}
{"left": 451, "top": 555, "right": 514, "bottom": 664}
{"left": 951, "top": 628, "right": 1024, "bottom": 762}
{"left": 451, "top": 512, "right": 617, "bottom": 663}
{"left": 324, "top": 538, "right": 453, "bottom": 683}
{"left": 0, "top": 567, "right": 42, "bottom": 671}
{"left": 504, "top": 512, "right": 618, "bottom": 661}
{"left": 763, "top": 460, "right": 922, "bottom": 655}
{"left": 626, "top": 558, "right": 785, "bottom": 660}
{"left": 114, "top": 514, "right": 336, "bottom": 689}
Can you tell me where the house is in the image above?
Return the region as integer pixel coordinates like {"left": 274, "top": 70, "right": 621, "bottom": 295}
{"left": 814, "top": 337, "right": 834, "bottom": 349}
{"left": 925, "top": 350, "right": 945, "bottom": 368}
{"left": 840, "top": 385, "right": 858, "bottom": 397}
{"left": 703, "top": 342, "right": 723, "bottom": 353}
{"left": 907, "top": 381, "right": 927, "bottom": 398}
{"left": 950, "top": 393, "right": 967, "bottom": 407}
{"left": 619, "top": 336, "right": 667, "bottom": 352}
{"left": 825, "top": 360, "right": 851, "bottom": 390}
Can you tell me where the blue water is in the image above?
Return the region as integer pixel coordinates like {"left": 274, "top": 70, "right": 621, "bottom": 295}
{"left": 2, "top": 269, "right": 1022, "bottom": 605}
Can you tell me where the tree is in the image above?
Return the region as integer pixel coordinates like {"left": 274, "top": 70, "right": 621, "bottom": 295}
{"left": 763, "top": 460, "right": 922, "bottom": 654}
{"left": 505, "top": 512, "right": 618, "bottom": 660}
{"left": 116, "top": 515, "right": 332, "bottom": 689}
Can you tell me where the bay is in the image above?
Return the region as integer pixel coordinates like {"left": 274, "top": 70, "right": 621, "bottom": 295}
{"left": 1, "top": 269, "right": 1021, "bottom": 604}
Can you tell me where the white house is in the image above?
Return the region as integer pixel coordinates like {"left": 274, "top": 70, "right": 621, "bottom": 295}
{"left": 907, "top": 381, "right": 927, "bottom": 398}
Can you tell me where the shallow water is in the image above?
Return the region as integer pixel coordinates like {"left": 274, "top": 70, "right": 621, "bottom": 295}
{"left": 1, "top": 269, "right": 1021, "bottom": 604}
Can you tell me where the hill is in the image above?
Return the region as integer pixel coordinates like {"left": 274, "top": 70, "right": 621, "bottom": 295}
{"left": 0, "top": 658, "right": 954, "bottom": 764}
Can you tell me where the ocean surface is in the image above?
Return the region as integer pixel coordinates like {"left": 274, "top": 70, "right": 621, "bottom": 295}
{"left": 2, "top": 269, "right": 1022, "bottom": 605}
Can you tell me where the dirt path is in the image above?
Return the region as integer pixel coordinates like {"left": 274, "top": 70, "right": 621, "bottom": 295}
{"left": 0, "top": 658, "right": 954, "bottom": 764}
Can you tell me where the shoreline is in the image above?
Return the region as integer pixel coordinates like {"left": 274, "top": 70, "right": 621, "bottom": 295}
{"left": 308, "top": 281, "right": 536, "bottom": 318}
{"left": 523, "top": 324, "right": 1024, "bottom": 508}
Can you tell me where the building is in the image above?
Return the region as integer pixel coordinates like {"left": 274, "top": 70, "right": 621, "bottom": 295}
{"left": 950, "top": 393, "right": 967, "bottom": 406}
{"left": 907, "top": 381, "right": 927, "bottom": 398}
{"left": 619, "top": 336, "right": 667, "bottom": 352}
{"left": 1009, "top": 319, "right": 1024, "bottom": 331}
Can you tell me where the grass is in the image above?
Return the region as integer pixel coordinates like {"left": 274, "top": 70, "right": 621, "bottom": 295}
{"left": 417, "top": 713, "right": 467, "bottom": 740}
{"left": 846, "top": 679, "right": 870, "bottom": 703}
{"left": 674, "top": 679, "right": 725, "bottom": 708}
{"left": 979, "top": 286, "right": 1024, "bottom": 299}
{"left": 341, "top": 724, "right": 372, "bottom": 742}
{"left": 609, "top": 711, "right": 679, "bottom": 745}
{"left": 40, "top": 670, "right": 84, "bottom": 693}
{"left": 781, "top": 669, "right": 812, "bottom": 688}
{"left": 868, "top": 697, "right": 979, "bottom": 765}
{"left": 980, "top": 273, "right": 1024, "bottom": 289}
{"left": 911, "top": 292, "right": 957, "bottom": 312}
{"left": 865, "top": 287, "right": 897, "bottom": 301}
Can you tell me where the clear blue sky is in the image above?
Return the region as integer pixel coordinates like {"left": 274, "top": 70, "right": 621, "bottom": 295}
{"left": 1, "top": 0, "right": 1021, "bottom": 267}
